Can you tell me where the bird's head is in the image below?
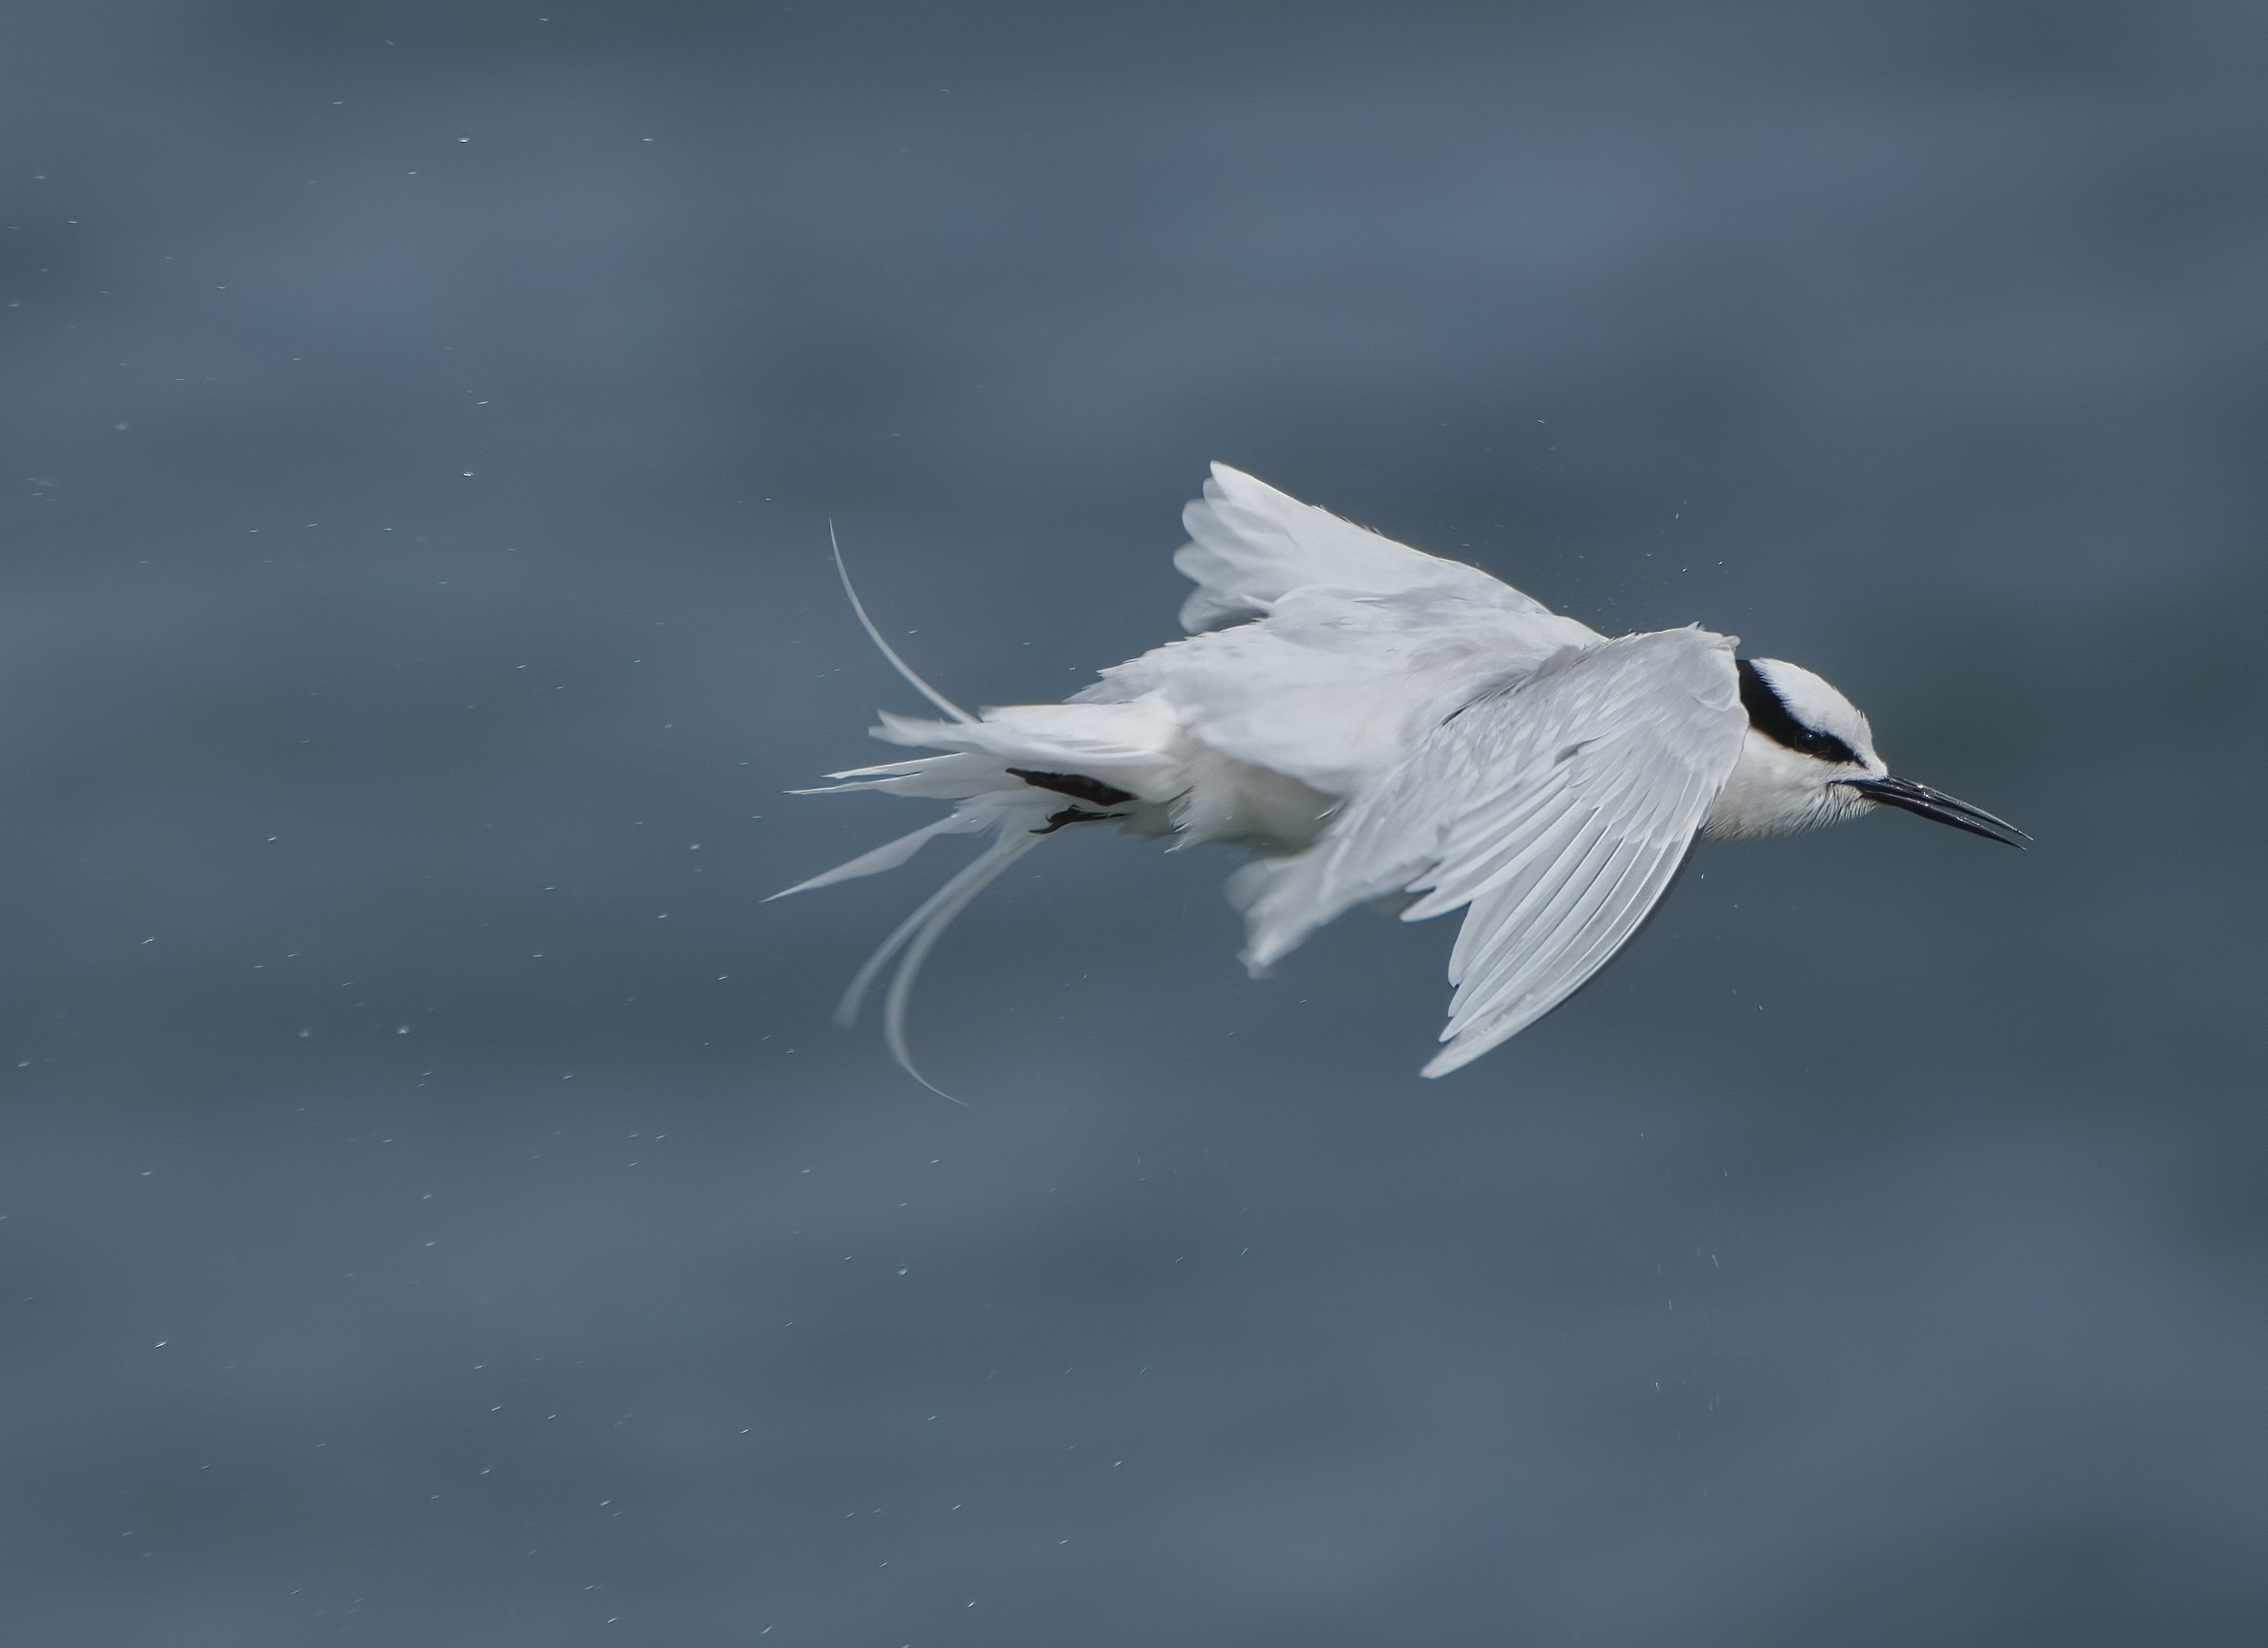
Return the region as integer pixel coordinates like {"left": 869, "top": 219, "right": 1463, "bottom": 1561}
{"left": 1699, "top": 657, "right": 2026, "bottom": 846}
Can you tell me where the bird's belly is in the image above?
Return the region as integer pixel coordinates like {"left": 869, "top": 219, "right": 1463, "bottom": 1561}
{"left": 1168, "top": 743, "right": 1341, "bottom": 853}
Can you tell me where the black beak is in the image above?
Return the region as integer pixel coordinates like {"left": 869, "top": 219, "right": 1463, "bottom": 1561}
{"left": 1838, "top": 775, "right": 2030, "bottom": 848}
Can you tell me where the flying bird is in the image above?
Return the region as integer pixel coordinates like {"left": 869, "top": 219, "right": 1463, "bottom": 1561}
{"left": 776, "top": 464, "right": 2024, "bottom": 1080}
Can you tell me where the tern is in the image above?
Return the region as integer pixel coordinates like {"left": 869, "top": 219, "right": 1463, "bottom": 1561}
{"left": 776, "top": 464, "right": 2024, "bottom": 1080}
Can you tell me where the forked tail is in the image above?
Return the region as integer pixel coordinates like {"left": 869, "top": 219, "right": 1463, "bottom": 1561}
{"left": 770, "top": 534, "right": 1098, "bottom": 1097}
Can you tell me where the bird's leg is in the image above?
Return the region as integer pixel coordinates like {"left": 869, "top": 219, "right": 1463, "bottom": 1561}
{"left": 1030, "top": 806, "right": 1126, "bottom": 835}
{"left": 1005, "top": 768, "right": 1136, "bottom": 807}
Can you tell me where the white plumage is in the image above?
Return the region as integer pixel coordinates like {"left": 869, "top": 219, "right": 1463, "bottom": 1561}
{"left": 776, "top": 464, "right": 2022, "bottom": 1080}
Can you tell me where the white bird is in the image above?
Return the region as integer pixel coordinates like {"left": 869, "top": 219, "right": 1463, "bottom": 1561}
{"left": 775, "top": 464, "right": 2024, "bottom": 1081}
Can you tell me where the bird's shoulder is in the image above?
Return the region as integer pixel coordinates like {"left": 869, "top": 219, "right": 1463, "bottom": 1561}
{"left": 1441, "top": 624, "right": 1742, "bottom": 742}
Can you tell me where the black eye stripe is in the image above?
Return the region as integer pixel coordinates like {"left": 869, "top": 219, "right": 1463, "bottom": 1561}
{"left": 1737, "top": 659, "right": 1861, "bottom": 766}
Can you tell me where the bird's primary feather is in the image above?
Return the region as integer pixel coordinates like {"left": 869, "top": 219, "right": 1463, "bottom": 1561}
{"left": 1173, "top": 462, "right": 1553, "bottom": 632}
{"left": 1233, "top": 627, "right": 1745, "bottom": 1073}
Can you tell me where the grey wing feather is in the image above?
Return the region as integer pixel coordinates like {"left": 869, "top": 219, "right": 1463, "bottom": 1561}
{"left": 1174, "top": 463, "right": 1553, "bottom": 633}
{"left": 1238, "top": 627, "right": 1746, "bottom": 1076}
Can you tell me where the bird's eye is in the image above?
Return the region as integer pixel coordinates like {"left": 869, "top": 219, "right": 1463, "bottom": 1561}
{"left": 1736, "top": 661, "right": 1861, "bottom": 764}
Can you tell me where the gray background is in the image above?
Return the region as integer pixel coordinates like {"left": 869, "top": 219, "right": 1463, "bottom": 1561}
{"left": 2, "top": 1, "right": 2263, "bottom": 1643}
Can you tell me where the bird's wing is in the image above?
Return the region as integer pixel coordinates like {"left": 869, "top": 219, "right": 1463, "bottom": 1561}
{"left": 1236, "top": 627, "right": 1747, "bottom": 1076}
{"left": 1174, "top": 463, "right": 1554, "bottom": 633}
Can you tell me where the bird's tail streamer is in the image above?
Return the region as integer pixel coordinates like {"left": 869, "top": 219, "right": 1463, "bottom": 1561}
{"left": 828, "top": 522, "right": 974, "bottom": 725}
{"left": 775, "top": 531, "right": 1057, "bottom": 1098}
{"left": 830, "top": 823, "right": 1044, "bottom": 1099}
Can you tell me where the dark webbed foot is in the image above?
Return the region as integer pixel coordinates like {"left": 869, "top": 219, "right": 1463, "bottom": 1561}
{"left": 1006, "top": 768, "right": 1136, "bottom": 807}
{"left": 1030, "top": 806, "right": 1126, "bottom": 835}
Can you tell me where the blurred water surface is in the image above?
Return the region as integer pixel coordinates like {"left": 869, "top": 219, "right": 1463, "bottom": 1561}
{"left": 1, "top": 2, "right": 2263, "bottom": 1643}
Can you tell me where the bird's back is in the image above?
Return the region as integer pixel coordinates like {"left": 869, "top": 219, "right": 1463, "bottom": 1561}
{"left": 1079, "top": 465, "right": 1600, "bottom": 811}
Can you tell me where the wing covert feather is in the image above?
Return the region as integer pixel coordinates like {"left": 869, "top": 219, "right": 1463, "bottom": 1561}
{"left": 1237, "top": 627, "right": 1746, "bottom": 1075}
